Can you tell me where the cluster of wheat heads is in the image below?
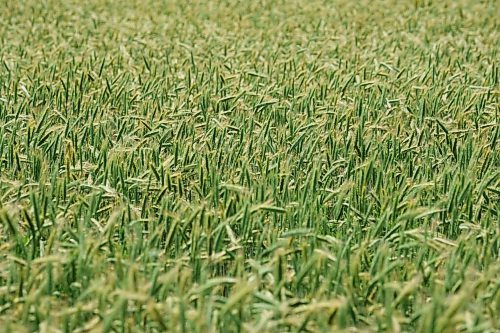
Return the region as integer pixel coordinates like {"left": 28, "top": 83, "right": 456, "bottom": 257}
{"left": 0, "top": 0, "right": 498, "bottom": 332}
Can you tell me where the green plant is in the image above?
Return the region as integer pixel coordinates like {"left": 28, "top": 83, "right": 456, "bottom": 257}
{"left": 0, "top": 0, "right": 498, "bottom": 332}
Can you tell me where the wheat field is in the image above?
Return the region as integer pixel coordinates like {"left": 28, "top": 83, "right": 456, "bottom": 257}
{"left": 0, "top": 0, "right": 498, "bottom": 332}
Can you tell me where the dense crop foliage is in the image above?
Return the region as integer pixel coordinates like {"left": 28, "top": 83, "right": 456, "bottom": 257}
{"left": 0, "top": 0, "right": 498, "bottom": 331}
